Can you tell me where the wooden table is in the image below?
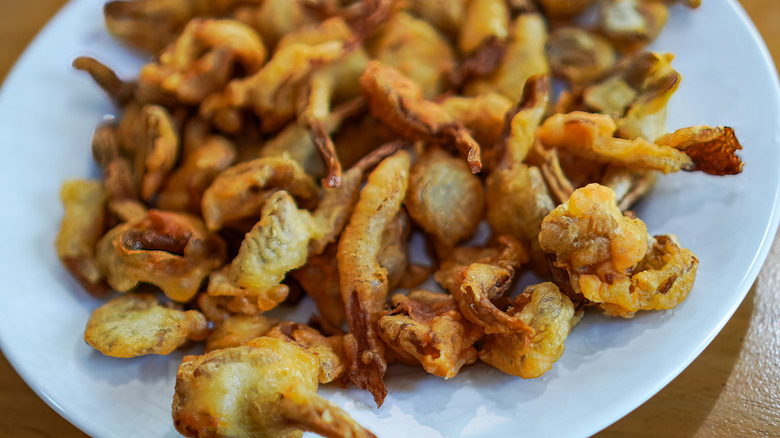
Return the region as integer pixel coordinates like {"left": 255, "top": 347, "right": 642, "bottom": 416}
{"left": 1, "top": 1, "right": 778, "bottom": 436}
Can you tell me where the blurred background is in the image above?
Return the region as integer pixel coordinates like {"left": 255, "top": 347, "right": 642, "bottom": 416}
{"left": 0, "top": 1, "right": 777, "bottom": 437}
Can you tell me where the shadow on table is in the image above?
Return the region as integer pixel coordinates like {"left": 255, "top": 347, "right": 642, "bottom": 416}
{"left": 595, "top": 283, "right": 756, "bottom": 437}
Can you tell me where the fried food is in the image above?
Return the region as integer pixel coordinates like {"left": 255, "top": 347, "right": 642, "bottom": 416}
{"left": 536, "top": 0, "right": 596, "bottom": 20}
{"left": 434, "top": 236, "right": 527, "bottom": 295}
{"left": 405, "top": 147, "right": 485, "bottom": 255}
{"left": 369, "top": 11, "right": 455, "bottom": 98}
{"left": 172, "top": 338, "right": 376, "bottom": 438}
{"left": 137, "top": 105, "right": 181, "bottom": 201}
{"left": 458, "top": 0, "right": 509, "bottom": 56}
{"left": 337, "top": 150, "right": 410, "bottom": 406}
{"left": 440, "top": 92, "right": 512, "bottom": 151}
{"left": 205, "top": 314, "right": 278, "bottom": 352}
{"left": 139, "top": 18, "right": 266, "bottom": 104}
{"left": 539, "top": 184, "right": 698, "bottom": 317}
{"left": 200, "top": 155, "right": 319, "bottom": 230}
{"left": 84, "top": 293, "right": 208, "bottom": 358}
{"left": 377, "top": 290, "right": 483, "bottom": 378}
{"left": 56, "top": 180, "right": 110, "bottom": 297}
{"left": 360, "top": 61, "right": 482, "bottom": 173}
{"left": 656, "top": 125, "right": 744, "bottom": 175}
{"left": 464, "top": 13, "right": 549, "bottom": 102}
{"left": 96, "top": 209, "right": 226, "bottom": 302}
{"left": 598, "top": 0, "right": 668, "bottom": 53}
{"left": 479, "top": 282, "right": 577, "bottom": 378}
{"left": 291, "top": 244, "right": 346, "bottom": 327}
{"left": 207, "top": 191, "right": 320, "bottom": 312}
{"left": 264, "top": 321, "right": 347, "bottom": 384}
{"left": 547, "top": 28, "right": 617, "bottom": 86}
{"left": 538, "top": 111, "right": 693, "bottom": 173}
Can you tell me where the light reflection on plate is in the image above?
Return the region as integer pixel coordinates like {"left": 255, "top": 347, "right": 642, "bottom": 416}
{"left": 0, "top": 1, "right": 778, "bottom": 437}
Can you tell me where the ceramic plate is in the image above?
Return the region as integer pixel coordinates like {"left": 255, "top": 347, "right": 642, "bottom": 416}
{"left": 1, "top": 1, "right": 778, "bottom": 437}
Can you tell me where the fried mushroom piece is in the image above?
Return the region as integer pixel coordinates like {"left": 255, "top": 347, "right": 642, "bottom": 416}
{"left": 405, "top": 147, "right": 485, "bottom": 256}
{"left": 156, "top": 132, "right": 237, "bottom": 214}
{"left": 200, "top": 155, "right": 319, "bottom": 230}
{"left": 538, "top": 111, "right": 693, "bottom": 173}
{"left": 440, "top": 92, "right": 513, "bottom": 150}
{"left": 96, "top": 210, "right": 226, "bottom": 302}
{"left": 434, "top": 236, "right": 528, "bottom": 295}
{"left": 377, "top": 290, "right": 483, "bottom": 379}
{"left": 406, "top": 0, "right": 467, "bottom": 37}
{"left": 464, "top": 13, "right": 549, "bottom": 103}
{"left": 172, "top": 339, "right": 376, "bottom": 438}
{"left": 598, "top": 0, "right": 669, "bottom": 53}
{"left": 337, "top": 150, "right": 410, "bottom": 407}
{"left": 205, "top": 314, "right": 278, "bottom": 352}
{"left": 264, "top": 321, "right": 347, "bottom": 384}
{"left": 655, "top": 125, "right": 744, "bottom": 175}
{"left": 207, "top": 191, "right": 320, "bottom": 312}
{"left": 458, "top": 0, "right": 509, "bottom": 57}
{"left": 485, "top": 75, "right": 553, "bottom": 272}
{"left": 134, "top": 105, "right": 181, "bottom": 202}
{"left": 582, "top": 51, "right": 680, "bottom": 142}
{"left": 539, "top": 184, "right": 698, "bottom": 317}
{"left": 368, "top": 11, "right": 456, "bottom": 98}
{"left": 84, "top": 293, "right": 208, "bottom": 358}
{"left": 56, "top": 180, "right": 110, "bottom": 297}
{"left": 536, "top": 0, "right": 596, "bottom": 20}
{"left": 291, "top": 245, "right": 346, "bottom": 327}
{"left": 360, "top": 61, "right": 482, "bottom": 173}
{"left": 547, "top": 27, "right": 617, "bottom": 86}
{"left": 139, "top": 18, "right": 266, "bottom": 104}
{"left": 479, "top": 282, "right": 577, "bottom": 378}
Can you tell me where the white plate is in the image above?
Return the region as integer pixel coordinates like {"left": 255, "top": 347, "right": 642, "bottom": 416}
{"left": 1, "top": 1, "right": 778, "bottom": 437}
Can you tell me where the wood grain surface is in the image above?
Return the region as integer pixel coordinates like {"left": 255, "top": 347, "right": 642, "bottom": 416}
{"left": 1, "top": 1, "right": 778, "bottom": 437}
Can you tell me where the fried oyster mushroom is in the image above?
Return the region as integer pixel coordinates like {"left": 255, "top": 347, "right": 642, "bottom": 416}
{"left": 479, "top": 282, "right": 578, "bottom": 378}
{"left": 207, "top": 190, "right": 321, "bottom": 312}
{"left": 84, "top": 293, "right": 209, "bottom": 358}
{"left": 173, "top": 338, "right": 376, "bottom": 438}
{"left": 56, "top": 179, "right": 110, "bottom": 297}
{"left": 360, "top": 60, "right": 482, "bottom": 173}
{"left": 405, "top": 147, "right": 485, "bottom": 255}
{"left": 377, "top": 290, "right": 483, "bottom": 379}
{"left": 263, "top": 321, "right": 347, "bottom": 384}
{"left": 539, "top": 183, "right": 699, "bottom": 317}
{"left": 337, "top": 150, "right": 410, "bottom": 406}
{"left": 96, "top": 209, "right": 226, "bottom": 302}
{"left": 205, "top": 313, "right": 278, "bottom": 352}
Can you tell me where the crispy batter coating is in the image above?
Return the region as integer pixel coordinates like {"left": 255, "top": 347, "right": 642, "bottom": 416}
{"left": 598, "top": 0, "right": 668, "bottom": 53}
{"left": 56, "top": 180, "right": 110, "bottom": 297}
{"left": 539, "top": 184, "right": 698, "bottom": 317}
{"left": 454, "top": 263, "right": 533, "bottom": 335}
{"left": 84, "top": 293, "right": 208, "bottom": 358}
{"left": 537, "top": 0, "right": 596, "bottom": 19}
{"left": 479, "top": 282, "right": 577, "bottom": 378}
{"left": 440, "top": 92, "right": 512, "bottom": 150}
{"left": 485, "top": 75, "right": 553, "bottom": 271}
{"left": 464, "top": 13, "right": 549, "bottom": 102}
{"left": 337, "top": 150, "right": 410, "bottom": 407}
{"left": 547, "top": 27, "right": 617, "bottom": 85}
{"left": 600, "top": 165, "right": 658, "bottom": 211}
{"left": 583, "top": 51, "right": 680, "bottom": 141}
{"left": 205, "top": 314, "right": 278, "bottom": 352}
{"left": 458, "top": 0, "right": 509, "bottom": 56}
{"left": 232, "top": 0, "right": 317, "bottom": 49}
{"left": 434, "top": 236, "right": 527, "bottom": 295}
{"left": 139, "top": 19, "right": 266, "bottom": 104}
{"left": 201, "top": 41, "right": 344, "bottom": 133}
{"left": 157, "top": 133, "right": 237, "bottom": 214}
{"left": 360, "top": 61, "right": 481, "bottom": 173}
{"left": 369, "top": 12, "right": 455, "bottom": 98}
{"left": 538, "top": 111, "right": 693, "bottom": 173}
{"left": 377, "top": 290, "right": 483, "bottom": 379}
{"left": 406, "top": 0, "right": 466, "bottom": 36}
{"left": 72, "top": 57, "right": 135, "bottom": 105}
{"left": 201, "top": 155, "right": 319, "bottom": 230}
{"left": 173, "top": 339, "right": 376, "bottom": 438}
{"left": 96, "top": 209, "right": 226, "bottom": 302}
{"left": 208, "top": 191, "right": 319, "bottom": 312}
{"left": 292, "top": 245, "right": 346, "bottom": 327}
{"left": 405, "top": 147, "right": 485, "bottom": 254}
{"left": 133, "top": 105, "right": 181, "bottom": 201}
{"left": 656, "top": 125, "right": 744, "bottom": 175}
{"left": 264, "top": 321, "right": 347, "bottom": 384}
